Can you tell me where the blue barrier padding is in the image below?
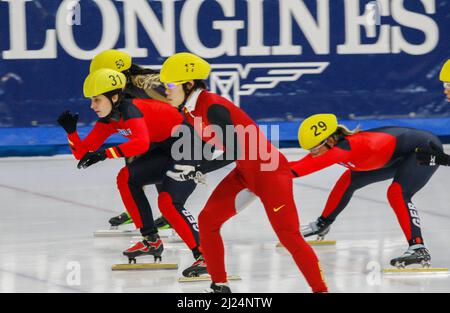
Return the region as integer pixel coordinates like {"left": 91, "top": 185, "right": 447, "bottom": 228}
{"left": 261, "top": 118, "right": 450, "bottom": 142}
{"left": 1, "top": 118, "right": 449, "bottom": 157}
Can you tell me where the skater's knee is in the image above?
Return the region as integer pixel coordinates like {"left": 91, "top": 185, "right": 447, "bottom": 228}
{"left": 277, "top": 229, "right": 306, "bottom": 252}
{"left": 387, "top": 182, "right": 409, "bottom": 202}
{"left": 198, "top": 209, "right": 223, "bottom": 232}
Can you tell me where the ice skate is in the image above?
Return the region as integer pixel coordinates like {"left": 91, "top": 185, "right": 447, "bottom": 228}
{"left": 94, "top": 211, "right": 138, "bottom": 237}
{"left": 204, "top": 282, "right": 232, "bottom": 293}
{"left": 389, "top": 244, "right": 431, "bottom": 269}
{"left": 123, "top": 234, "right": 164, "bottom": 264}
{"left": 301, "top": 217, "right": 331, "bottom": 241}
{"left": 383, "top": 245, "right": 449, "bottom": 274}
{"left": 112, "top": 234, "right": 178, "bottom": 271}
{"left": 109, "top": 211, "right": 132, "bottom": 230}
{"left": 182, "top": 255, "right": 208, "bottom": 278}
{"left": 154, "top": 215, "right": 172, "bottom": 230}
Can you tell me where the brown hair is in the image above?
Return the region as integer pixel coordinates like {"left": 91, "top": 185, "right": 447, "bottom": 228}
{"left": 331, "top": 124, "right": 361, "bottom": 141}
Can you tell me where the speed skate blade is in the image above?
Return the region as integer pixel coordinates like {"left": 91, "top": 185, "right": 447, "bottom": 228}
{"left": 94, "top": 229, "right": 140, "bottom": 237}
{"left": 112, "top": 263, "right": 178, "bottom": 271}
{"left": 178, "top": 275, "right": 241, "bottom": 283}
{"left": 276, "top": 240, "right": 336, "bottom": 248}
{"left": 383, "top": 267, "right": 449, "bottom": 274}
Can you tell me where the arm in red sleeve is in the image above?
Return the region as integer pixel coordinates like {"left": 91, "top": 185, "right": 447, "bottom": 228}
{"left": 67, "top": 122, "right": 115, "bottom": 160}
{"left": 104, "top": 117, "right": 150, "bottom": 159}
{"left": 290, "top": 147, "right": 350, "bottom": 177}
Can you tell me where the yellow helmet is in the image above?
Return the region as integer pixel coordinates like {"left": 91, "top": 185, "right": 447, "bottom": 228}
{"left": 83, "top": 68, "right": 126, "bottom": 98}
{"left": 298, "top": 114, "right": 338, "bottom": 150}
{"left": 160, "top": 52, "right": 211, "bottom": 84}
{"left": 90, "top": 49, "right": 132, "bottom": 73}
{"left": 440, "top": 59, "right": 450, "bottom": 82}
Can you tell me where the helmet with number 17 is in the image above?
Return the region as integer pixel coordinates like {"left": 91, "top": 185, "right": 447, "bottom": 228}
{"left": 298, "top": 114, "right": 338, "bottom": 150}
{"left": 83, "top": 69, "right": 127, "bottom": 98}
{"left": 160, "top": 52, "right": 211, "bottom": 85}
{"left": 440, "top": 59, "right": 450, "bottom": 83}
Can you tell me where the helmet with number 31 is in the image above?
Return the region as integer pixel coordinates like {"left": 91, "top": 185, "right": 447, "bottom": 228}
{"left": 83, "top": 68, "right": 127, "bottom": 98}
{"left": 298, "top": 114, "right": 338, "bottom": 150}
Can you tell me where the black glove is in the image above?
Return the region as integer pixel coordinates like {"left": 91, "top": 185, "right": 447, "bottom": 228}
{"left": 416, "top": 141, "right": 449, "bottom": 166}
{"left": 77, "top": 151, "right": 107, "bottom": 169}
{"left": 57, "top": 111, "right": 79, "bottom": 134}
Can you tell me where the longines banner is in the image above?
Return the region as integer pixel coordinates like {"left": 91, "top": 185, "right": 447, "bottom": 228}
{"left": 0, "top": 0, "right": 448, "bottom": 127}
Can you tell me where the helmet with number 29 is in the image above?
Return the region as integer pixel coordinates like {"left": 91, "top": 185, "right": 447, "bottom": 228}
{"left": 298, "top": 114, "right": 338, "bottom": 150}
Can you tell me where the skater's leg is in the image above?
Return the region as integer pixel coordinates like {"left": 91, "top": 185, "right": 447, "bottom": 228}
{"left": 116, "top": 150, "right": 170, "bottom": 236}
{"left": 387, "top": 153, "right": 439, "bottom": 246}
{"left": 321, "top": 168, "right": 395, "bottom": 224}
{"left": 302, "top": 168, "right": 395, "bottom": 238}
{"left": 158, "top": 177, "right": 200, "bottom": 254}
{"left": 198, "top": 169, "right": 246, "bottom": 283}
{"left": 256, "top": 169, "right": 327, "bottom": 293}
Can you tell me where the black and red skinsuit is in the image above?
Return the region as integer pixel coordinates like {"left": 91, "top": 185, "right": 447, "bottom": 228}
{"left": 291, "top": 127, "right": 442, "bottom": 246}
{"left": 180, "top": 90, "right": 328, "bottom": 293}
{"left": 67, "top": 98, "right": 201, "bottom": 256}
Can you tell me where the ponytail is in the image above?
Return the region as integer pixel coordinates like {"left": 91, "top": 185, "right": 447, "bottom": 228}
{"left": 332, "top": 124, "right": 361, "bottom": 141}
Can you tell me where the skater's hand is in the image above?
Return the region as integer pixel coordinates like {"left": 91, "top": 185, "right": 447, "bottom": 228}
{"left": 57, "top": 111, "right": 79, "bottom": 134}
{"left": 77, "top": 151, "right": 107, "bottom": 169}
{"left": 166, "top": 165, "right": 205, "bottom": 184}
{"left": 415, "top": 142, "right": 449, "bottom": 166}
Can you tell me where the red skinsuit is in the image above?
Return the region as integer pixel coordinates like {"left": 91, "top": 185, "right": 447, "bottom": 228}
{"left": 67, "top": 99, "right": 182, "bottom": 161}
{"left": 182, "top": 90, "right": 328, "bottom": 293}
{"left": 291, "top": 132, "right": 397, "bottom": 176}
{"left": 66, "top": 99, "right": 203, "bottom": 249}
{"left": 290, "top": 128, "right": 437, "bottom": 246}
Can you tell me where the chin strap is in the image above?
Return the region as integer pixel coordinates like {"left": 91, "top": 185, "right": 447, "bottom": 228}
{"left": 102, "top": 93, "right": 123, "bottom": 122}
{"left": 177, "top": 84, "right": 196, "bottom": 113}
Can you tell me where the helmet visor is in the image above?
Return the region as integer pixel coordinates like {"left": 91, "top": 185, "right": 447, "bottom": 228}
{"left": 164, "top": 81, "right": 190, "bottom": 90}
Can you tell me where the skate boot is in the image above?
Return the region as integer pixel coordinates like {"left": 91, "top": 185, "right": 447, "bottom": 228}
{"left": 154, "top": 215, "right": 172, "bottom": 230}
{"left": 205, "top": 282, "right": 231, "bottom": 293}
{"left": 123, "top": 234, "right": 163, "bottom": 264}
{"left": 390, "top": 244, "right": 431, "bottom": 268}
{"left": 109, "top": 212, "right": 132, "bottom": 229}
{"left": 182, "top": 255, "right": 208, "bottom": 277}
{"left": 301, "top": 217, "right": 331, "bottom": 240}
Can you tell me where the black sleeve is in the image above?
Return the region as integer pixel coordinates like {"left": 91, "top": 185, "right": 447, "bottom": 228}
{"left": 197, "top": 104, "right": 240, "bottom": 174}
{"left": 120, "top": 99, "right": 143, "bottom": 121}
{"left": 335, "top": 138, "right": 351, "bottom": 151}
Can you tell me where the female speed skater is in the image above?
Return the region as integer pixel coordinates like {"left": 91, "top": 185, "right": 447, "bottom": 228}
{"left": 159, "top": 52, "right": 328, "bottom": 293}
{"left": 290, "top": 113, "right": 443, "bottom": 268}
{"left": 57, "top": 68, "right": 208, "bottom": 276}
{"left": 416, "top": 59, "right": 450, "bottom": 167}
{"left": 89, "top": 49, "right": 172, "bottom": 229}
